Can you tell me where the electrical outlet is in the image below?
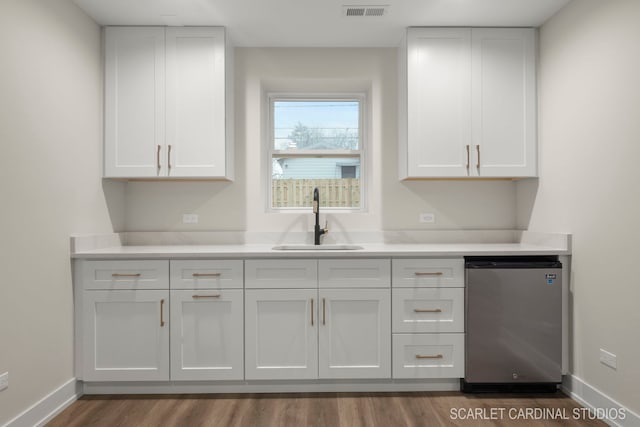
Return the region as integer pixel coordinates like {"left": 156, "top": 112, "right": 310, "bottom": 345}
{"left": 182, "top": 214, "right": 199, "bottom": 224}
{"left": 600, "top": 349, "right": 617, "bottom": 370}
{"left": 419, "top": 213, "right": 435, "bottom": 224}
{"left": 0, "top": 372, "right": 8, "bottom": 392}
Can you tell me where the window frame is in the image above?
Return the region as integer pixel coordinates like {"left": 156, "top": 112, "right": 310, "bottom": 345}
{"left": 266, "top": 93, "right": 367, "bottom": 213}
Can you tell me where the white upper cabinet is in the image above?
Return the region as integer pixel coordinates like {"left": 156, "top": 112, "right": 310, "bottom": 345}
{"left": 104, "top": 27, "right": 165, "bottom": 178}
{"left": 405, "top": 28, "right": 472, "bottom": 178}
{"left": 472, "top": 28, "right": 536, "bottom": 177}
{"left": 104, "top": 26, "right": 233, "bottom": 179}
{"left": 399, "top": 27, "right": 537, "bottom": 179}
{"left": 165, "top": 28, "right": 227, "bottom": 177}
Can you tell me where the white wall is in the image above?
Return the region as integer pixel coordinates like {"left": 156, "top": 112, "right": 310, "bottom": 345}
{"left": 0, "top": 0, "right": 123, "bottom": 424}
{"left": 518, "top": 0, "right": 640, "bottom": 414}
{"left": 124, "top": 47, "right": 517, "bottom": 233}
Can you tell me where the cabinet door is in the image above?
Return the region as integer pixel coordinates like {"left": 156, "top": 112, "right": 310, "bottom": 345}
{"left": 245, "top": 289, "right": 317, "bottom": 380}
{"left": 472, "top": 28, "right": 536, "bottom": 177}
{"left": 105, "top": 27, "right": 165, "bottom": 178}
{"left": 407, "top": 28, "right": 472, "bottom": 177}
{"left": 318, "top": 289, "right": 391, "bottom": 379}
{"left": 82, "top": 290, "right": 169, "bottom": 381}
{"left": 170, "top": 289, "right": 243, "bottom": 380}
{"left": 166, "top": 27, "right": 226, "bottom": 178}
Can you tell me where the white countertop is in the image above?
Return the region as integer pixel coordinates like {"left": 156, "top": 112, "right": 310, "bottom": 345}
{"left": 71, "top": 242, "right": 569, "bottom": 259}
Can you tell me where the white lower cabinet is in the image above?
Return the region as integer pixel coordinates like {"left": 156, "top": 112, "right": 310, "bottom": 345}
{"left": 244, "top": 259, "right": 392, "bottom": 381}
{"left": 77, "top": 256, "right": 464, "bottom": 388}
{"left": 244, "top": 289, "right": 317, "bottom": 380}
{"left": 170, "top": 289, "right": 243, "bottom": 380}
{"left": 319, "top": 289, "right": 391, "bottom": 379}
{"left": 82, "top": 290, "right": 169, "bottom": 381}
{"left": 391, "top": 258, "right": 466, "bottom": 380}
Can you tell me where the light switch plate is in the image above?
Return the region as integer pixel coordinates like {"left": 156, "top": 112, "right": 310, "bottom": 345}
{"left": 182, "top": 214, "right": 199, "bottom": 224}
{"left": 600, "top": 349, "right": 617, "bottom": 370}
{"left": 0, "top": 372, "right": 8, "bottom": 392}
{"left": 419, "top": 213, "right": 435, "bottom": 223}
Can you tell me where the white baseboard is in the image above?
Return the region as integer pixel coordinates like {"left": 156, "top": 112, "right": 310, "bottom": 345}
{"left": 2, "top": 378, "right": 81, "bottom": 427}
{"left": 82, "top": 378, "right": 460, "bottom": 395}
{"left": 562, "top": 375, "right": 640, "bottom": 427}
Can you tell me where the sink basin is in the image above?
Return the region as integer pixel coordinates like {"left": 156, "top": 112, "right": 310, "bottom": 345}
{"left": 272, "top": 244, "right": 364, "bottom": 251}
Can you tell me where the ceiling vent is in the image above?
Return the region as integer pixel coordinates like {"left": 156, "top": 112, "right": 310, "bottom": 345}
{"left": 343, "top": 5, "right": 389, "bottom": 17}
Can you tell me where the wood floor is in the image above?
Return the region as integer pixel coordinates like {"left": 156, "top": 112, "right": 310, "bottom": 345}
{"left": 46, "top": 392, "right": 608, "bottom": 427}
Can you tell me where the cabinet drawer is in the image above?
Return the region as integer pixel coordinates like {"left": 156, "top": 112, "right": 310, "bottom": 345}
{"left": 392, "top": 288, "right": 464, "bottom": 333}
{"left": 392, "top": 333, "right": 464, "bottom": 379}
{"left": 170, "top": 260, "right": 243, "bottom": 290}
{"left": 392, "top": 258, "right": 464, "bottom": 287}
{"left": 82, "top": 260, "right": 169, "bottom": 290}
{"left": 319, "top": 259, "right": 390, "bottom": 288}
{"left": 245, "top": 260, "right": 317, "bottom": 289}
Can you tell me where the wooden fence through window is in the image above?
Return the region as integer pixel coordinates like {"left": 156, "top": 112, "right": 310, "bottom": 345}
{"left": 272, "top": 179, "right": 360, "bottom": 208}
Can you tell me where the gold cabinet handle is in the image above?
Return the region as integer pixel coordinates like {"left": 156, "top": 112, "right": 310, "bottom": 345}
{"left": 192, "top": 294, "right": 221, "bottom": 299}
{"left": 311, "top": 298, "right": 314, "bottom": 326}
{"left": 111, "top": 273, "right": 141, "bottom": 278}
{"left": 466, "top": 144, "right": 470, "bottom": 171}
{"left": 160, "top": 299, "right": 165, "bottom": 327}
{"left": 168, "top": 144, "right": 172, "bottom": 170}
{"left": 416, "top": 354, "right": 443, "bottom": 359}
{"left": 476, "top": 145, "right": 480, "bottom": 169}
{"left": 414, "top": 308, "right": 443, "bottom": 313}
{"left": 414, "top": 272, "right": 443, "bottom": 276}
{"left": 322, "top": 298, "right": 326, "bottom": 326}
{"left": 192, "top": 273, "right": 222, "bottom": 278}
{"left": 157, "top": 145, "right": 161, "bottom": 171}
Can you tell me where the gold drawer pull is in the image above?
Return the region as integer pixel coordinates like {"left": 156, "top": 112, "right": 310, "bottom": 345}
{"left": 466, "top": 144, "right": 470, "bottom": 171}
{"left": 192, "top": 294, "right": 221, "bottom": 299}
{"left": 160, "top": 299, "right": 165, "bottom": 327}
{"left": 414, "top": 308, "right": 443, "bottom": 313}
{"left": 323, "top": 298, "right": 326, "bottom": 326}
{"left": 192, "top": 273, "right": 222, "bottom": 278}
{"left": 414, "top": 272, "right": 443, "bottom": 276}
{"left": 415, "top": 354, "right": 443, "bottom": 359}
{"left": 112, "top": 273, "right": 141, "bottom": 278}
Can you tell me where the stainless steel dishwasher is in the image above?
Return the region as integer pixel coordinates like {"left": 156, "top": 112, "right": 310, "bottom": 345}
{"left": 463, "top": 256, "right": 562, "bottom": 392}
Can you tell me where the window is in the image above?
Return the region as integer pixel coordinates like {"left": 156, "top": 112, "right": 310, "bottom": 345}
{"left": 340, "top": 165, "right": 357, "bottom": 179}
{"left": 269, "top": 95, "right": 364, "bottom": 210}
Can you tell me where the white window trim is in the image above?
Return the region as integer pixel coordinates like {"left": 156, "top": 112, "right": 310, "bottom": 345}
{"left": 265, "top": 93, "right": 367, "bottom": 213}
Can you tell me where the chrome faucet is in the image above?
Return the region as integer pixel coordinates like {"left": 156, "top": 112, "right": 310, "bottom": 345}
{"left": 313, "top": 187, "right": 328, "bottom": 245}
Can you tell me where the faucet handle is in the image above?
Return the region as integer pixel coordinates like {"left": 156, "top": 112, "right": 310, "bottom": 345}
{"left": 324, "top": 220, "right": 329, "bottom": 233}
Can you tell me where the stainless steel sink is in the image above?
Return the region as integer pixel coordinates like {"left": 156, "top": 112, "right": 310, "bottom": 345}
{"left": 272, "top": 244, "right": 364, "bottom": 251}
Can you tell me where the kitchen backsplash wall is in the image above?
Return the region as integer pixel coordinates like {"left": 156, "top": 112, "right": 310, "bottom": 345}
{"left": 122, "top": 47, "right": 517, "bottom": 232}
